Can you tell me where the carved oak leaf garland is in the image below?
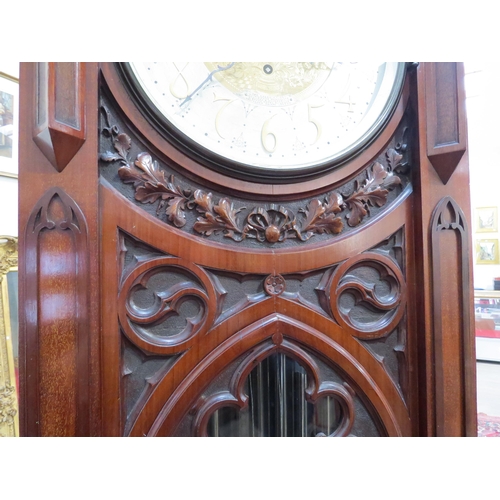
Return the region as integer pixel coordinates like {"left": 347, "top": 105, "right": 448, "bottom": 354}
{"left": 99, "top": 108, "right": 406, "bottom": 243}
{"left": 193, "top": 190, "right": 245, "bottom": 241}
{"left": 299, "top": 192, "right": 344, "bottom": 240}
{"left": 344, "top": 162, "right": 402, "bottom": 227}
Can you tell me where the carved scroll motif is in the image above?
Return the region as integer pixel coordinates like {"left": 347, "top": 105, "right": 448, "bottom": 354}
{"left": 118, "top": 256, "right": 219, "bottom": 356}
{"left": 100, "top": 107, "right": 409, "bottom": 244}
{"left": 321, "top": 252, "right": 407, "bottom": 339}
{"left": 354, "top": 229, "right": 409, "bottom": 403}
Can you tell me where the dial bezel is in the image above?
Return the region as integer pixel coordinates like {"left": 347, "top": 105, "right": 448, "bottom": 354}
{"left": 117, "top": 62, "right": 407, "bottom": 184}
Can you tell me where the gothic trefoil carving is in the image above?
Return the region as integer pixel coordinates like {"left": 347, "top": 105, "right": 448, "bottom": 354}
{"left": 100, "top": 107, "right": 409, "bottom": 244}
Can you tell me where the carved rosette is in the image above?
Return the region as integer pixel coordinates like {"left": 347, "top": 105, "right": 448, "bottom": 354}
{"left": 264, "top": 274, "right": 286, "bottom": 296}
{"left": 118, "top": 256, "right": 219, "bottom": 355}
{"left": 99, "top": 106, "right": 410, "bottom": 244}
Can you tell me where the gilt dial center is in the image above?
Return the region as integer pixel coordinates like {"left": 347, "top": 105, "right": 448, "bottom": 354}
{"left": 206, "top": 62, "right": 333, "bottom": 106}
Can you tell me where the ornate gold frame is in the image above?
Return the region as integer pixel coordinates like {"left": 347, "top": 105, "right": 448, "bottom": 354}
{"left": 0, "top": 236, "right": 18, "bottom": 437}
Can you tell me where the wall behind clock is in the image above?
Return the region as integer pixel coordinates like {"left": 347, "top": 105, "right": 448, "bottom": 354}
{"left": 0, "top": 63, "right": 19, "bottom": 237}
{"left": 465, "top": 62, "right": 500, "bottom": 289}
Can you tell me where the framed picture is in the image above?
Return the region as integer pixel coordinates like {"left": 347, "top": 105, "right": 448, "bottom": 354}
{"left": 476, "top": 238, "right": 500, "bottom": 265}
{"left": 476, "top": 206, "right": 498, "bottom": 233}
{"left": 0, "top": 236, "right": 18, "bottom": 437}
{"left": 0, "top": 72, "right": 19, "bottom": 178}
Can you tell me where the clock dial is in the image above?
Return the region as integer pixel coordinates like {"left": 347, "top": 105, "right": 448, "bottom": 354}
{"left": 124, "top": 62, "right": 406, "bottom": 179}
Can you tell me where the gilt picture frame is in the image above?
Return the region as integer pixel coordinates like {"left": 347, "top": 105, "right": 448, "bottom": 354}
{"left": 0, "top": 72, "right": 19, "bottom": 179}
{"left": 476, "top": 206, "right": 498, "bottom": 233}
{"left": 476, "top": 238, "right": 500, "bottom": 265}
{"left": 0, "top": 236, "right": 19, "bottom": 437}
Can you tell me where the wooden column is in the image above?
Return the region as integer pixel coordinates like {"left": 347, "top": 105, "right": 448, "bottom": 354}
{"left": 18, "top": 63, "right": 101, "bottom": 436}
{"left": 413, "top": 62, "right": 477, "bottom": 436}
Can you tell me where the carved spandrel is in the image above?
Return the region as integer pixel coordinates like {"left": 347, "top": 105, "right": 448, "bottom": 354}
{"left": 117, "top": 228, "right": 408, "bottom": 335}
{"left": 353, "top": 228, "right": 409, "bottom": 405}
{"left": 206, "top": 271, "right": 268, "bottom": 326}
{"left": 118, "top": 231, "right": 344, "bottom": 329}
{"left": 359, "top": 324, "right": 408, "bottom": 405}
{"left": 119, "top": 232, "right": 172, "bottom": 284}
{"left": 121, "top": 336, "right": 179, "bottom": 436}
{"left": 368, "top": 228, "right": 405, "bottom": 270}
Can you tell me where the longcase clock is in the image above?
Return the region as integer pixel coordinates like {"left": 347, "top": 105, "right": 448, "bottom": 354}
{"left": 18, "top": 62, "right": 477, "bottom": 437}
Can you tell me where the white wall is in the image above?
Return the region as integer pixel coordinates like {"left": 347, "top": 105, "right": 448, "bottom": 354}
{"left": 465, "top": 63, "right": 500, "bottom": 290}
{"left": 0, "top": 63, "right": 19, "bottom": 237}
{"left": 0, "top": 176, "right": 18, "bottom": 236}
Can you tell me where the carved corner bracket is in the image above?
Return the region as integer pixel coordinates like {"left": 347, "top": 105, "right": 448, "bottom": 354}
{"left": 100, "top": 106, "right": 410, "bottom": 244}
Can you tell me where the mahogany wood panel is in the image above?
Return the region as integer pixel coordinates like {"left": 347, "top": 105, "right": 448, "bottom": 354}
{"left": 431, "top": 197, "right": 474, "bottom": 436}
{"left": 413, "top": 63, "right": 476, "bottom": 436}
{"left": 17, "top": 62, "right": 476, "bottom": 437}
{"left": 18, "top": 63, "right": 100, "bottom": 436}
{"left": 100, "top": 178, "right": 415, "bottom": 437}
{"left": 24, "top": 188, "right": 89, "bottom": 436}
{"left": 425, "top": 63, "right": 467, "bottom": 184}
{"left": 33, "top": 63, "right": 86, "bottom": 172}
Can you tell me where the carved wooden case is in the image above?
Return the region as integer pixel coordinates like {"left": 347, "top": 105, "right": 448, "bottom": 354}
{"left": 98, "top": 63, "right": 419, "bottom": 437}
{"left": 18, "top": 62, "right": 476, "bottom": 437}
